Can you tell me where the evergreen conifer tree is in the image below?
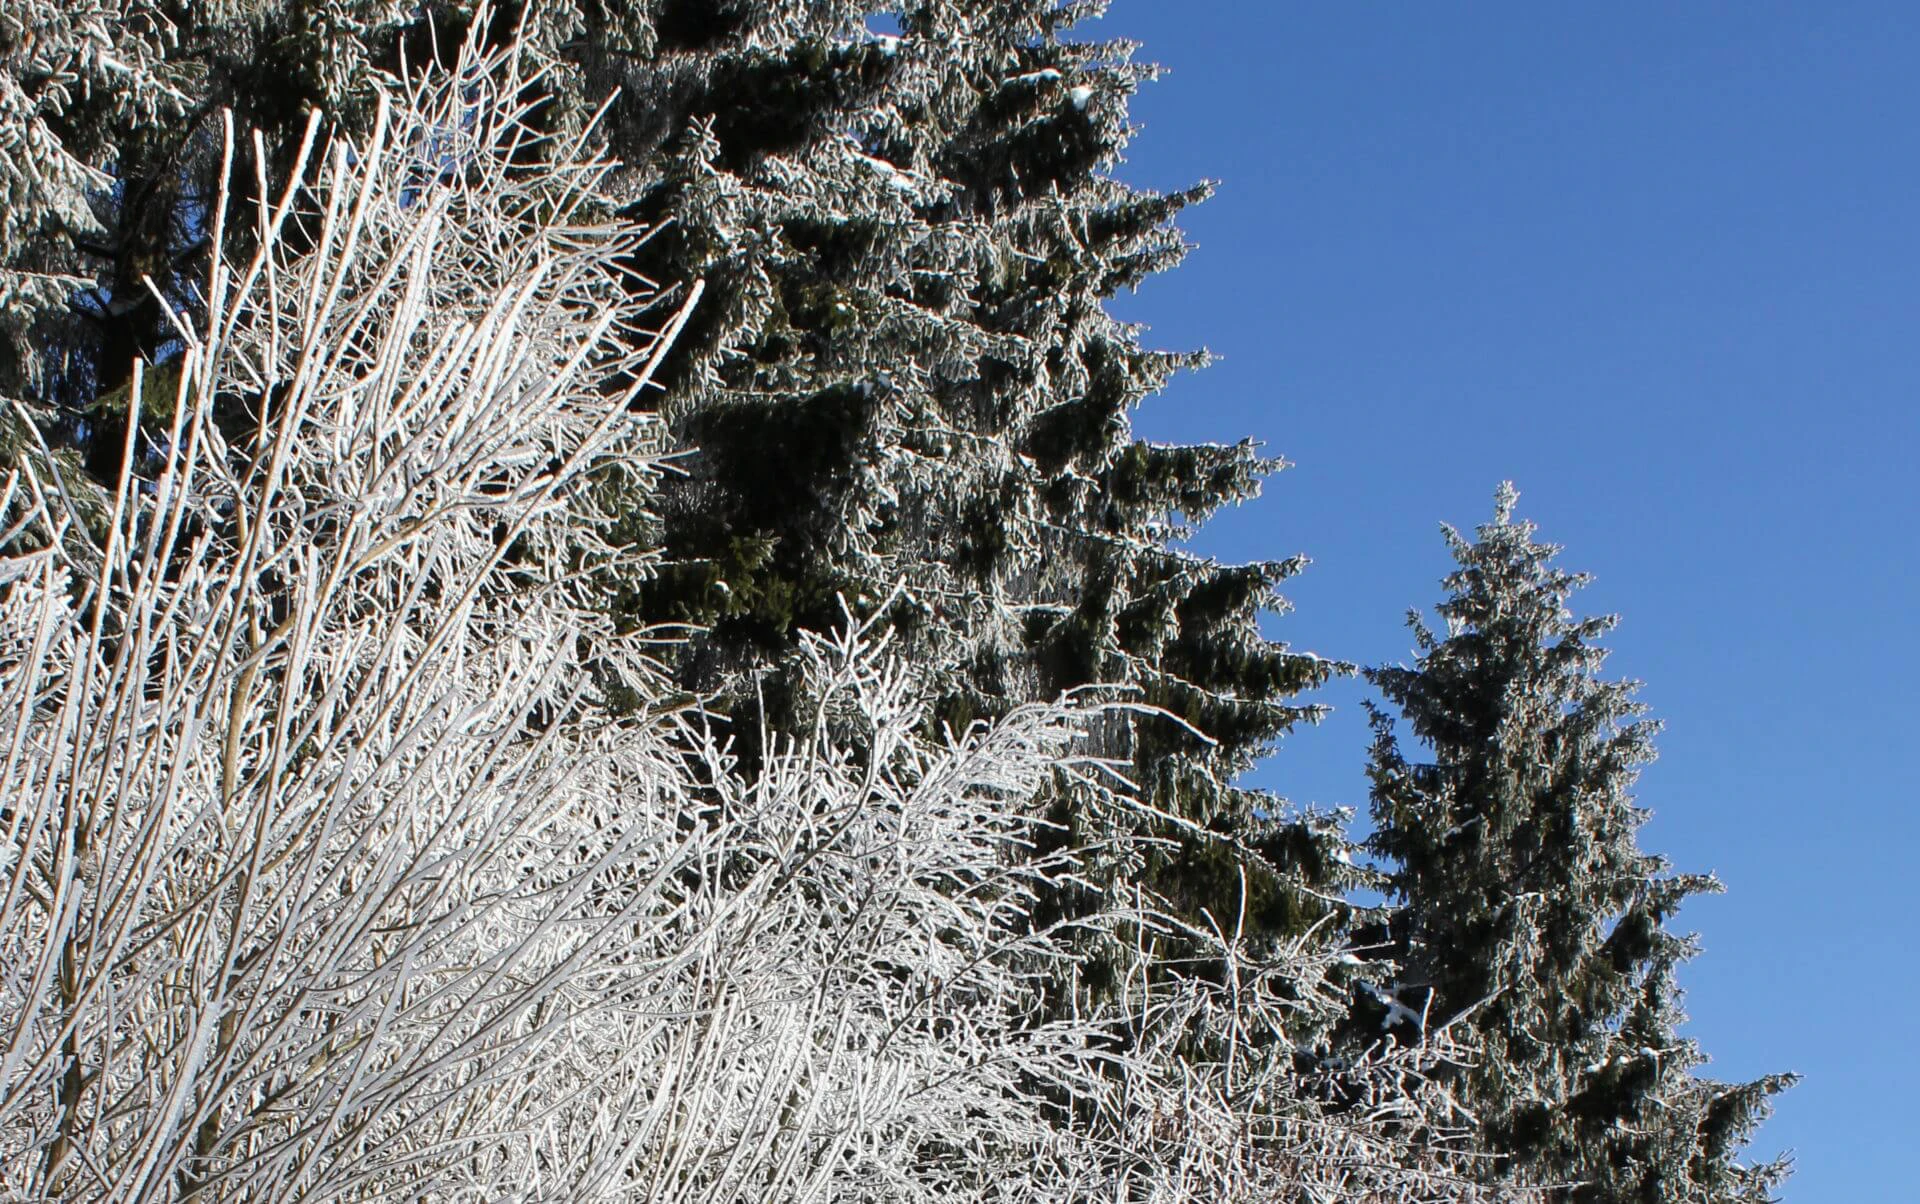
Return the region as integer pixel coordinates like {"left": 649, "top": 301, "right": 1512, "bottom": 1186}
{"left": 1356, "top": 484, "right": 1794, "bottom": 1203}
{"left": 611, "top": 0, "right": 1354, "bottom": 982}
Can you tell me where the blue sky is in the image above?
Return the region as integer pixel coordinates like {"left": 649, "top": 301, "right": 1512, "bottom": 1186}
{"left": 1093, "top": 4, "right": 1916, "bottom": 1199}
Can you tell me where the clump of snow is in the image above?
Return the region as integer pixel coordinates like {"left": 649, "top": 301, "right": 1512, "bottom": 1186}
{"left": 844, "top": 136, "right": 921, "bottom": 193}
{"left": 1362, "top": 981, "right": 1425, "bottom": 1032}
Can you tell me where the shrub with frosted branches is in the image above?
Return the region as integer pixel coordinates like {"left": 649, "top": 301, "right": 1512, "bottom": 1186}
{"left": 0, "top": 29, "right": 706, "bottom": 1199}
{"left": 0, "top": 20, "right": 1530, "bottom": 1204}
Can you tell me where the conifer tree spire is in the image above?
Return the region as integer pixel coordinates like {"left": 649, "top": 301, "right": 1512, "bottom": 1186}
{"left": 1358, "top": 484, "right": 1795, "bottom": 1203}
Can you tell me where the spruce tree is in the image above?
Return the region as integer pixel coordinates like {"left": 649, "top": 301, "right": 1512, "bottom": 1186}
{"left": 586, "top": 0, "right": 1353, "bottom": 977}
{"left": 2, "top": 0, "right": 187, "bottom": 416}
{"left": 1356, "top": 484, "right": 1794, "bottom": 1203}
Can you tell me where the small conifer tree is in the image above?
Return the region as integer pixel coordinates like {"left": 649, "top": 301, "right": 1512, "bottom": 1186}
{"left": 1357, "top": 484, "right": 1795, "bottom": 1203}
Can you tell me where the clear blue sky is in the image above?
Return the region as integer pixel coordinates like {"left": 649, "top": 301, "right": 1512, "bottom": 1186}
{"left": 1094, "top": 4, "right": 1916, "bottom": 1199}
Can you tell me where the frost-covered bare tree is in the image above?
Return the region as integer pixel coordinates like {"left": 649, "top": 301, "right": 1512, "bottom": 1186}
{"left": 0, "top": 28, "right": 713, "bottom": 1199}
{"left": 1, "top": 22, "right": 1532, "bottom": 1204}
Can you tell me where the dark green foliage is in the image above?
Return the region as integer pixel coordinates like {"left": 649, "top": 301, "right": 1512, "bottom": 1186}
{"left": 549, "top": 0, "right": 1352, "bottom": 967}
{"left": 628, "top": 380, "right": 880, "bottom": 654}
{"left": 653, "top": 0, "right": 753, "bottom": 53}
{"left": 1356, "top": 484, "right": 1794, "bottom": 1203}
